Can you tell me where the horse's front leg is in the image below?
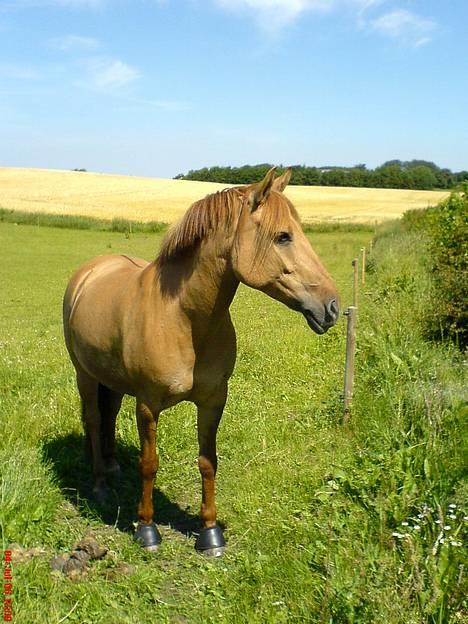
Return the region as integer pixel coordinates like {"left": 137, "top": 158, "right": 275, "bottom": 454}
{"left": 195, "top": 390, "right": 226, "bottom": 557}
{"left": 134, "top": 400, "right": 162, "bottom": 551}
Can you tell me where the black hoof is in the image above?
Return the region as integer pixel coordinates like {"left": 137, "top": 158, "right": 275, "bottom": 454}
{"left": 195, "top": 526, "right": 225, "bottom": 557}
{"left": 134, "top": 522, "right": 162, "bottom": 552}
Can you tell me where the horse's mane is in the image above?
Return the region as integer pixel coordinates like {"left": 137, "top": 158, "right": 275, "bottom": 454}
{"left": 156, "top": 186, "right": 300, "bottom": 266}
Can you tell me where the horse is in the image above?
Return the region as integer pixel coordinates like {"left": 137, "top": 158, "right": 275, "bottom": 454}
{"left": 63, "top": 167, "right": 340, "bottom": 557}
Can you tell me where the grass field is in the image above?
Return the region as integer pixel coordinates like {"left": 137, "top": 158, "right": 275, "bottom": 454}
{"left": 0, "top": 167, "right": 449, "bottom": 225}
{"left": 0, "top": 220, "right": 465, "bottom": 623}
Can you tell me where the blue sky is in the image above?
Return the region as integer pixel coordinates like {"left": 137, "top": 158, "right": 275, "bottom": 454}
{"left": 1, "top": 0, "right": 467, "bottom": 178}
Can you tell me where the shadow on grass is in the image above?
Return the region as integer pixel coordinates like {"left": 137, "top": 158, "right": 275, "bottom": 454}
{"left": 42, "top": 433, "right": 215, "bottom": 537}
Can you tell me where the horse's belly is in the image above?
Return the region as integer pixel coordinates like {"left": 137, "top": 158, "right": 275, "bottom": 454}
{"left": 69, "top": 331, "right": 135, "bottom": 395}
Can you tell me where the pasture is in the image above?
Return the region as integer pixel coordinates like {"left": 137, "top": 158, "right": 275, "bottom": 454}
{"left": 0, "top": 167, "right": 449, "bottom": 225}
{"left": 1, "top": 218, "right": 465, "bottom": 623}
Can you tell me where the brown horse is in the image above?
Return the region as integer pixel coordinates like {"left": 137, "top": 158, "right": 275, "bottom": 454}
{"left": 63, "top": 168, "right": 339, "bottom": 556}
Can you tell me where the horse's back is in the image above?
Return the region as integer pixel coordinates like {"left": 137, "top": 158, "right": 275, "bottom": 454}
{"left": 64, "top": 254, "right": 147, "bottom": 320}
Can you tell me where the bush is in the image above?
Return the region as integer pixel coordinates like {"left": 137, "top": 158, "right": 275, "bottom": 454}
{"left": 402, "top": 185, "right": 468, "bottom": 348}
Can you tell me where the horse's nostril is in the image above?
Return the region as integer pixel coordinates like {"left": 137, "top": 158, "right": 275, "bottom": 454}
{"left": 326, "top": 298, "right": 339, "bottom": 322}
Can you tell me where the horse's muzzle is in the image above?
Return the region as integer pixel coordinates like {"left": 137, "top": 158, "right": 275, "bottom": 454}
{"left": 302, "top": 298, "right": 339, "bottom": 334}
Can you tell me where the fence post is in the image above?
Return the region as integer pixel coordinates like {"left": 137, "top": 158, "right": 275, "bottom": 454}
{"left": 352, "top": 258, "right": 358, "bottom": 307}
{"left": 342, "top": 305, "right": 357, "bottom": 424}
{"left": 361, "top": 247, "right": 366, "bottom": 285}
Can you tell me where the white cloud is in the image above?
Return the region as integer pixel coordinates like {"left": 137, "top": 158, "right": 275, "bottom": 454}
{"left": 215, "top": 0, "right": 334, "bottom": 31}
{"left": 353, "top": 0, "right": 385, "bottom": 27}
{"left": 353, "top": 0, "right": 384, "bottom": 10}
{"left": 50, "top": 34, "right": 100, "bottom": 51}
{"left": 370, "top": 9, "right": 436, "bottom": 46}
{"left": 84, "top": 58, "right": 141, "bottom": 91}
{"left": 214, "top": 1, "right": 436, "bottom": 46}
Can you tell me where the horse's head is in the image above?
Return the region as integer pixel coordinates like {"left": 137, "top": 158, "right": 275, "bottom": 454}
{"left": 232, "top": 168, "right": 340, "bottom": 334}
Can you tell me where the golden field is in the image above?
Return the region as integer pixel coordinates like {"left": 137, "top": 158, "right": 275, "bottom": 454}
{"left": 0, "top": 167, "right": 449, "bottom": 224}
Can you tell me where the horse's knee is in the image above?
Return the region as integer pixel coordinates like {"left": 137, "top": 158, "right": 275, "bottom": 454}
{"left": 198, "top": 455, "right": 216, "bottom": 478}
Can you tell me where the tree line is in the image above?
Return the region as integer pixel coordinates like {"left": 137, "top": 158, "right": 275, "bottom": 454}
{"left": 175, "top": 160, "right": 468, "bottom": 190}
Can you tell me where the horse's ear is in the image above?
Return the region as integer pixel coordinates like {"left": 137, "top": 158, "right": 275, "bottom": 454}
{"left": 272, "top": 167, "right": 292, "bottom": 192}
{"left": 250, "top": 167, "right": 277, "bottom": 212}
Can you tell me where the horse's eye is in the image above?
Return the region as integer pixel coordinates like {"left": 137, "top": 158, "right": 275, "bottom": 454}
{"left": 275, "top": 232, "right": 292, "bottom": 245}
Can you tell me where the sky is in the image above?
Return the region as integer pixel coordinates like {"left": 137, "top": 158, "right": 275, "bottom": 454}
{"left": 1, "top": 0, "right": 467, "bottom": 178}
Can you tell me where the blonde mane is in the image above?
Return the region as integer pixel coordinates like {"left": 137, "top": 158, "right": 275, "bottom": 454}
{"left": 157, "top": 188, "right": 242, "bottom": 265}
{"left": 156, "top": 187, "right": 300, "bottom": 266}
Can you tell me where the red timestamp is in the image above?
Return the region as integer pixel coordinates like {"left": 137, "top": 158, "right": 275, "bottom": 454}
{"left": 3, "top": 551, "right": 12, "bottom": 622}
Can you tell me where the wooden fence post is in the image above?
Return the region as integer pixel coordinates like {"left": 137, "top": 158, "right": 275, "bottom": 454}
{"left": 361, "top": 247, "right": 366, "bottom": 285}
{"left": 342, "top": 306, "right": 358, "bottom": 424}
{"left": 352, "top": 258, "right": 358, "bottom": 307}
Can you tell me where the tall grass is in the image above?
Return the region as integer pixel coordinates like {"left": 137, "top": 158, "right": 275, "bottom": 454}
{"left": 0, "top": 206, "right": 374, "bottom": 235}
{"left": 330, "top": 226, "right": 467, "bottom": 621}
{"left": 0, "top": 208, "right": 167, "bottom": 233}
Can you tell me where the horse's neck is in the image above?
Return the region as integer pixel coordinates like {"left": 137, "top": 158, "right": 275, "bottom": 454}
{"left": 155, "top": 237, "right": 239, "bottom": 334}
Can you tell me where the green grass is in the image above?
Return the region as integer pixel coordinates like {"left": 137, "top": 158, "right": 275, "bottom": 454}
{"left": 0, "top": 206, "right": 374, "bottom": 235}
{"left": 302, "top": 222, "right": 375, "bottom": 234}
{"left": 0, "top": 207, "right": 167, "bottom": 233}
{"left": 0, "top": 223, "right": 465, "bottom": 623}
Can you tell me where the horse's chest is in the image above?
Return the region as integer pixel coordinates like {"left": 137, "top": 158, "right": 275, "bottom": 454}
{"left": 137, "top": 320, "right": 236, "bottom": 409}
{"left": 158, "top": 365, "right": 227, "bottom": 409}
{"left": 167, "top": 372, "right": 194, "bottom": 399}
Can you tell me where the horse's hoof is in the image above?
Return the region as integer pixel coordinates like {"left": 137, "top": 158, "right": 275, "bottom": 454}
{"left": 200, "top": 546, "right": 225, "bottom": 558}
{"left": 195, "top": 526, "right": 225, "bottom": 557}
{"left": 134, "top": 522, "right": 162, "bottom": 551}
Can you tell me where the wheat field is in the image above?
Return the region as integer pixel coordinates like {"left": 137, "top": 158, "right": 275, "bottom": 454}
{"left": 0, "top": 167, "right": 449, "bottom": 224}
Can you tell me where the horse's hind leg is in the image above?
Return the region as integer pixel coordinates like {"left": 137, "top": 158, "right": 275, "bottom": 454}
{"left": 75, "top": 369, "right": 109, "bottom": 503}
{"left": 98, "top": 384, "right": 123, "bottom": 476}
